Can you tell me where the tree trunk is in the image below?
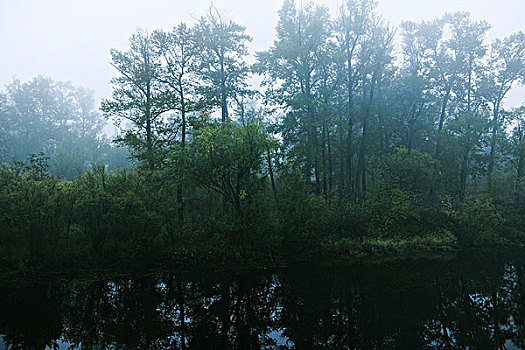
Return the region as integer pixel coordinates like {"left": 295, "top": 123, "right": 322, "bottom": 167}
{"left": 356, "top": 74, "right": 376, "bottom": 194}
{"left": 220, "top": 57, "right": 228, "bottom": 122}
{"left": 488, "top": 100, "right": 501, "bottom": 190}
{"left": 459, "top": 152, "right": 468, "bottom": 200}
{"left": 177, "top": 86, "right": 186, "bottom": 223}
{"left": 327, "top": 123, "right": 333, "bottom": 197}
{"left": 434, "top": 86, "right": 451, "bottom": 159}
{"left": 321, "top": 122, "right": 328, "bottom": 198}
{"left": 267, "top": 147, "right": 279, "bottom": 204}
{"left": 345, "top": 36, "right": 358, "bottom": 195}
{"left": 145, "top": 82, "right": 154, "bottom": 170}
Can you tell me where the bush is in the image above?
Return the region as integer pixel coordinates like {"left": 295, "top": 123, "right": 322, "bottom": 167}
{"left": 453, "top": 195, "right": 504, "bottom": 246}
{"left": 364, "top": 148, "right": 438, "bottom": 237}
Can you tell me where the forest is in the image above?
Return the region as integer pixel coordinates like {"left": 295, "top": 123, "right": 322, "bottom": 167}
{"left": 1, "top": 0, "right": 525, "bottom": 271}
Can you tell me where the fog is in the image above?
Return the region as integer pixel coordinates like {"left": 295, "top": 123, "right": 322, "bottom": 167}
{"left": 1, "top": 0, "right": 524, "bottom": 106}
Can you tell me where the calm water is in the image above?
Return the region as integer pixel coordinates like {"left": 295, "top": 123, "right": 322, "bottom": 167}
{"left": 1, "top": 251, "right": 525, "bottom": 349}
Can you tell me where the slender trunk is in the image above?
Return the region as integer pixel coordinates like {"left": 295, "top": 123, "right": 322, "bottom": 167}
{"left": 430, "top": 86, "right": 451, "bottom": 197}
{"left": 460, "top": 152, "right": 468, "bottom": 200}
{"left": 336, "top": 94, "right": 345, "bottom": 196}
{"left": 305, "top": 124, "right": 314, "bottom": 189}
{"left": 339, "top": 129, "right": 345, "bottom": 197}
{"left": 407, "top": 102, "right": 415, "bottom": 151}
{"left": 177, "top": 84, "right": 186, "bottom": 223}
{"left": 377, "top": 79, "right": 385, "bottom": 152}
{"left": 313, "top": 126, "right": 321, "bottom": 195}
{"left": 305, "top": 75, "right": 320, "bottom": 194}
{"left": 516, "top": 127, "right": 524, "bottom": 203}
{"left": 356, "top": 75, "right": 376, "bottom": 194}
{"left": 346, "top": 36, "right": 358, "bottom": 195}
{"left": 518, "top": 132, "right": 524, "bottom": 181}
{"left": 220, "top": 57, "right": 228, "bottom": 122}
{"left": 321, "top": 122, "right": 328, "bottom": 198}
{"left": 467, "top": 57, "right": 473, "bottom": 112}
{"left": 347, "top": 116, "right": 354, "bottom": 194}
{"left": 267, "top": 147, "right": 279, "bottom": 204}
{"left": 407, "top": 103, "right": 421, "bottom": 152}
{"left": 434, "top": 86, "right": 451, "bottom": 159}
{"left": 488, "top": 100, "right": 501, "bottom": 189}
{"left": 146, "top": 83, "right": 154, "bottom": 170}
{"left": 327, "top": 123, "right": 333, "bottom": 196}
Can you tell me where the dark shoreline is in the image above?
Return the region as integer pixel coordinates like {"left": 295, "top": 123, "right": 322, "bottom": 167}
{"left": 2, "top": 242, "right": 523, "bottom": 281}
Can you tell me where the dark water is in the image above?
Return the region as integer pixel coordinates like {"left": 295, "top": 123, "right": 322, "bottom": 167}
{"left": 1, "top": 251, "right": 525, "bottom": 349}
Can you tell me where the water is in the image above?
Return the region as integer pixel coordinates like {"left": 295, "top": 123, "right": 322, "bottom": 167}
{"left": 1, "top": 250, "right": 524, "bottom": 349}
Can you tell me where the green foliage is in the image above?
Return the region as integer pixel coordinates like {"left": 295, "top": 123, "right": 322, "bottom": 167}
{"left": 278, "top": 182, "right": 333, "bottom": 250}
{"left": 195, "top": 6, "right": 252, "bottom": 121}
{"left": 101, "top": 29, "right": 172, "bottom": 170}
{"left": 364, "top": 148, "right": 438, "bottom": 237}
{"left": 185, "top": 120, "right": 271, "bottom": 216}
{"left": 0, "top": 157, "right": 69, "bottom": 267}
{"left": 374, "top": 148, "right": 436, "bottom": 195}
{"left": 452, "top": 195, "right": 504, "bottom": 246}
{"left": 72, "top": 167, "right": 169, "bottom": 261}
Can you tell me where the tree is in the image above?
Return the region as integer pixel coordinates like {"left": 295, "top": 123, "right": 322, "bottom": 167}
{"left": 443, "top": 108, "right": 490, "bottom": 199}
{"left": 364, "top": 148, "right": 437, "bottom": 236}
{"left": 153, "top": 24, "right": 202, "bottom": 222}
{"left": 335, "top": 0, "right": 377, "bottom": 193}
{"left": 0, "top": 76, "right": 120, "bottom": 178}
{"left": 400, "top": 17, "right": 445, "bottom": 157}
{"left": 101, "top": 29, "right": 172, "bottom": 170}
{"left": 3, "top": 76, "right": 67, "bottom": 160}
{"left": 506, "top": 107, "right": 525, "bottom": 184}
{"left": 0, "top": 93, "right": 9, "bottom": 160}
{"left": 479, "top": 32, "right": 525, "bottom": 188}
{"left": 186, "top": 119, "right": 270, "bottom": 217}
{"left": 256, "top": 0, "right": 331, "bottom": 194}
{"left": 353, "top": 19, "right": 395, "bottom": 194}
{"left": 195, "top": 5, "right": 252, "bottom": 122}
{"left": 72, "top": 86, "right": 105, "bottom": 138}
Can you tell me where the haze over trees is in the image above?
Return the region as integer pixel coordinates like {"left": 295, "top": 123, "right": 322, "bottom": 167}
{"left": 1, "top": 0, "right": 525, "bottom": 269}
{"left": 0, "top": 76, "right": 130, "bottom": 178}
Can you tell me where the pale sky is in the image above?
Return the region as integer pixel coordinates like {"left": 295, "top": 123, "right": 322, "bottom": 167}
{"left": 1, "top": 0, "right": 524, "bottom": 107}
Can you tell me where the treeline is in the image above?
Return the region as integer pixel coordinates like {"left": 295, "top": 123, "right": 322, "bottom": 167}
{"left": 0, "top": 76, "right": 130, "bottom": 178}
{"left": 1, "top": 0, "right": 525, "bottom": 270}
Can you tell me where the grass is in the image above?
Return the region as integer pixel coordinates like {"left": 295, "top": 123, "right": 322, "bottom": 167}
{"left": 321, "top": 230, "right": 458, "bottom": 259}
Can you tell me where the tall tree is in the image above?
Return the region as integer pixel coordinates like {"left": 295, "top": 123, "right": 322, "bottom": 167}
{"left": 4, "top": 76, "right": 68, "bottom": 160}
{"left": 335, "top": 0, "right": 376, "bottom": 194}
{"left": 401, "top": 17, "right": 454, "bottom": 159}
{"left": 506, "top": 106, "right": 525, "bottom": 186}
{"left": 101, "top": 29, "right": 171, "bottom": 170}
{"left": 73, "top": 86, "right": 105, "bottom": 138}
{"left": 256, "top": 0, "right": 331, "bottom": 194}
{"left": 479, "top": 32, "right": 525, "bottom": 188}
{"left": 195, "top": 5, "right": 252, "bottom": 122}
{"left": 354, "top": 19, "right": 394, "bottom": 194}
{"left": 0, "top": 93, "right": 9, "bottom": 160}
{"left": 152, "top": 23, "right": 201, "bottom": 222}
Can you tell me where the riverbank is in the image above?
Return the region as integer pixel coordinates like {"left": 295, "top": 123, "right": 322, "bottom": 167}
{"left": 3, "top": 229, "right": 523, "bottom": 278}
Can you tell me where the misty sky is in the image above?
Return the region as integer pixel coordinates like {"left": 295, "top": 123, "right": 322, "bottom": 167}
{"left": 1, "top": 0, "right": 524, "bottom": 107}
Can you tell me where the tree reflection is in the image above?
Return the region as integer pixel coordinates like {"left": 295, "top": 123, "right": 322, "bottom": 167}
{"left": 1, "top": 253, "right": 525, "bottom": 349}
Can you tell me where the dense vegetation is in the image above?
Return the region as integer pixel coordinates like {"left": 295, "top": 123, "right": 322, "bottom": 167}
{"left": 1, "top": 0, "right": 525, "bottom": 271}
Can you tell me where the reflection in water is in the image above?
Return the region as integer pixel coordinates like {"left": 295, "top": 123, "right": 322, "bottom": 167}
{"left": 1, "top": 252, "right": 525, "bottom": 349}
